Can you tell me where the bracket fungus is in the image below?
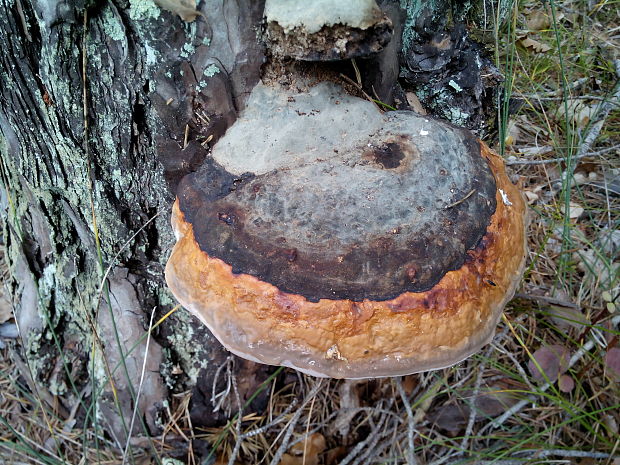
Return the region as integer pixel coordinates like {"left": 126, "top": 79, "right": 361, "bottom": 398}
{"left": 165, "top": 82, "right": 526, "bottom": 379}
{"left": 264, "top": 0, "right": 393, "bottom": 61}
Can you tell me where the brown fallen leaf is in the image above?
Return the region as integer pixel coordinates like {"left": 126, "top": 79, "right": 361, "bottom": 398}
{"left": 429, "top": 386, "right": 522, "bottom": 434}
{"left": 548, "top": 303, "right": 590, "bottom": 332}
{"left": 325, "top": 446, "right": 347, "bottom": 465}
{"left": 604, "top": 347, "right": 620, "bottom": 381}
{"left": 401, "top": 374, "right": 418, "bottom": 395}
{"left": 406, "top": 92, "right": 427, "bottom": 115}
{"left": 279, "top": 433, "right": 327, "bottom": 465}
{"left": 429, "top": 402, "right": 469, "bottom": 434}
{"left": 473, "top": 387, "right": 522, "bottom": 417}
{"left": 526, "top": 9, "right": 551, "bottom": 31}
{"left": 519, "top": 36, "right": 552, "bottom": 53}
{"left": 558, "top": 374, "right": 575, "bottom": 393}
{"left": 0, "top": 291, "right": 12, "bottom": 325}
{"left": 528, "top": 345, "right": 571, "bottom": 382}
{"left": 557, "top": 99, "right": 596, "bottom": 129}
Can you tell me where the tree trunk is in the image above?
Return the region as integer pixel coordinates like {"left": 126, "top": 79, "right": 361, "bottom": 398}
{"left": 0, "top": 0, "right": 498, "bottom": 453}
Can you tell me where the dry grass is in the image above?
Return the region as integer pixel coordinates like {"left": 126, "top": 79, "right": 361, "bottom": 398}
{"left": 1, "top": 0, "right": 619, "bottom": 464}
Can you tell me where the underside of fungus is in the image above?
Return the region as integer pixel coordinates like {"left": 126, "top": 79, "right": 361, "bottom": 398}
{"left": 165, "top": 82, "right": 527, "bottom": 379}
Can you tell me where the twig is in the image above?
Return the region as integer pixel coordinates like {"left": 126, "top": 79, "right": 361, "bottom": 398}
{"left": 480, "top": 314, "right": 620, "bottom": 432}
{"left": 444, "top": 189, "right": 476, "bottom": 209}
{"left": 362, "top": 428, "right": 409, "bottom": 465}
{"left": 492, "top": 342, "right": 537, "bottom": 393}
{"left": 459, "top": 354, "right": 490, "bottom": 453}
{"left": 339, "top": 73, "right": 378, "bottom": 108}
{"left": 517, "top": 448, "right": 620, "bottom": 459}
{"left": 239, "top": 399, "right": 299, "bottom": 439}
{"left": 515, "top": 77, "right": 589, "bottom": 99}
{"left": 506, "top": 144, "right": 620, "bottom": 166}
{"left": 302, "top": 388, "right": 317, "bottom": 465}
{"left": 443, "top": 448, "right": 620, "bottom": 465}
{"left": 122, "top": 306, "right": 156, "bottom": 464}
{"left": 506, "top": 150, "right": 601, "bottom": 166}
{"left": 516, "top": 94, "right": 620, "bottom": 106}
{"left": 227, "top": 363, "right": 242, "bottom": 465}
{"left": 573, "top": 59, "right": 620, "bottom": 161}
{"left": 285, "top": 405, "right": 403, "bottom": 452}
{"left": 211, "top": 357, "right": 233, "bottom": 414}
{"left": 514, "top": 292, "right": 579, "bottom": 309}
{"left": 268, "top": 380, "right": 324, "bottom": 465}
{"left": 395, "top": 378, "right": 418, "bottom": 465}
{"left": 355, "top": 416, "right": 393, "bottom": 465}
{"left": 339, "top": 410, "right": 390, "bottom": 465}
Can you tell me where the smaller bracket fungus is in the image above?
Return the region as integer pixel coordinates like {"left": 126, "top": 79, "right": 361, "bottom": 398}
{"left": 264, "top": 0, "right": 393, "bottom": 61}
{"left": 166, "top": 82, "right": 527, "bottom": 379}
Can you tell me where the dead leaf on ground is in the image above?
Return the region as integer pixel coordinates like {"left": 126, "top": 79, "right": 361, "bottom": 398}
{"left": 402, "top": 375, "right": 418, "bottom": 395}
{"left": 596, "top": 227, "right": 620, "bottom": 257}
{"left": 557, "top": 99, "right": 596, "bottom": 129}
{"left": 548, "top": 303, "right": 590, "bottom": 331}
{"left": 429, "top": 402, "right": 468, "bottom": 434}
{"left": 526, "top": 10, "right": 551, "bottom": 31}
{"left": 604, "top": 348, "right": 620, "bottom": 381}
{"left": 540, "top": 287, "right": 588, "bottom": 332}
{"left": 473, "top": 387, "right": 522, "bottom": 417}
{"left": 528, "top": 345, "right": 571, "bottom": 382}
{"left": 0, "top": 291, "right": 12, "bottom": 324}
{"left": 505, "top": 119, "right": 521, "bottom": 146}
{"left": 518, "top": 35, "right": 552, "bottom": 53}
{"left": 603, "top": 414, "right": 619, "bottom": 436}
{"left": 153, "top": 0, "right": 204, "bottom": 21}
{"left": 518, "top": 145, "right": 554, "bottom": 157}
{"left": 325, "top": 446, "right": 347, "bottom": 465}
{"left": 558, "top": 374, "right": 575, "bottom": 393}
{"left": 574, "top": 248, "right": 619, "bottom": 288}
{"left": 406, "top": 92, "right": 427, "bottom": 115}
{"left": 429, "top": 386, "right": 522, "bottom": 434}
{"left": 279, "top": 433, "right": 327, "bottom": 465}
{"left": 569, "top": 201, "right": 584, "bottom": 219}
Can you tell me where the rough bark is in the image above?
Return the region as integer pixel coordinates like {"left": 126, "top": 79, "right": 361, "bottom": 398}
{"left": 0, "top": 0, "right": 498, "bottom": 453}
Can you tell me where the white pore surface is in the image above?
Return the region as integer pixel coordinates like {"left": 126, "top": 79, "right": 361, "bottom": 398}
{"left": 264, "top": 0, "right": 382, "bottom": 33}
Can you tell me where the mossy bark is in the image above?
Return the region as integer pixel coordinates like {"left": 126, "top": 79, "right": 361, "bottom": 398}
{"left": 0, "top": 0, "right": 492, "bottom": 447}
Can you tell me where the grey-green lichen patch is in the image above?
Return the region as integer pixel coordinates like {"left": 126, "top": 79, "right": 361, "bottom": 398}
{"left": 203, "top": 64, "right": 219, "bottom": 77}
{"left": 449, "top": 79, "right": 463, "bottom": 92}
{"left": 265, "top": 0, "right": 383, "bottom": 34}
{"left": 162, "top": 310, "right": 209, "bottom": 387}
{"left": 446, "top": 106, "right": 470, "bottom": 126}
{"left": 144, "top": 43, "right": 159, "bottom": 66}
{"left": 49, "top": 373, "right": 68, "bottom": 396}
{"left": 162, "top": 458, "right": 185, "bottom": 465}
{"left": 39, "top": 263, "right": 57, "bottom": 305}
{"left": 399, "top": 0, "right": 428, "bottom": 54}
{"left": 157, "top": 287, "right": 177, "bottom": 308}
{"left": 101, "top": 5, "right": 126, "bottom": 42}
{"left": 180, "top": 42, "right": 195, "bottom": 58}
{"left": 129, "top": 0, "right": 161, "bottom": 21}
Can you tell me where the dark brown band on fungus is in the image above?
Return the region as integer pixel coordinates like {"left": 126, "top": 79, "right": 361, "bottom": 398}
{"left": 177, "top": 128, "right": 497, "bottom": 302}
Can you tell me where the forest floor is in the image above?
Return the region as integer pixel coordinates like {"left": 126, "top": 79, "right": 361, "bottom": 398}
{"left": 1, "top": 0, "right": 619, "bottom": 464}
